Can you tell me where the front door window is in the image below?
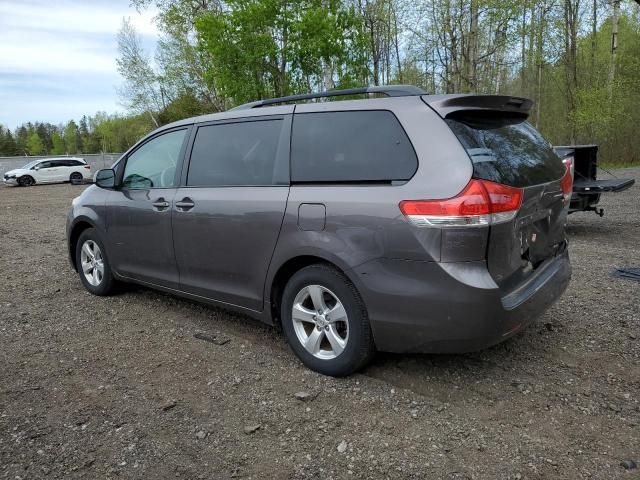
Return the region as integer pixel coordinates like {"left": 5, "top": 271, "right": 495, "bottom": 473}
{"left": 123, "top": 129, "right": 187, "bottom": 189}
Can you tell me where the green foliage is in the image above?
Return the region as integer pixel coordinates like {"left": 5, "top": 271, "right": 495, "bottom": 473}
{"left": 51, "top": 132, "right": 66, "bottom": 155}
{"left": 158, "top": 91, "right": 209, "bottom": 124}
{"left": 0, "top": 126, "right": 17, "bottom": 156}
{"left": 25, "top": 132, "right": 44, "bottom": 155}
{"left": 64, "top": 121, "right": 80, "bottom": 154}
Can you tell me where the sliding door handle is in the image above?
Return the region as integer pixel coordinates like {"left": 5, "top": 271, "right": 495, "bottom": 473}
{"left": 152, "top": 199, "right": 170, "bottom": 211}
{"left": 175, "top": 198, "right": 195, "bottom": 211}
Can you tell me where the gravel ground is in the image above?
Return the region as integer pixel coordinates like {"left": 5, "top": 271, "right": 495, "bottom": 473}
{"left": 1, "top": 168, "right": 639, "bottom": 479}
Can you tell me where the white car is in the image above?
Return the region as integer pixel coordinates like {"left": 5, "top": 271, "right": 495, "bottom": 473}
{"left": 3, "top": 157, "right": 92, "bottom": 187}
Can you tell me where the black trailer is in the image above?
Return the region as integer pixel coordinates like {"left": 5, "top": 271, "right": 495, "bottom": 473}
{"left": 554, "top": 145, "right": 635, "bottom": 216}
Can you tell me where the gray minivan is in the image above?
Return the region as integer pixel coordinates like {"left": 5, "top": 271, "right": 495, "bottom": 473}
{"left": 67, "top": 86, "right": 572, "bottom": 376}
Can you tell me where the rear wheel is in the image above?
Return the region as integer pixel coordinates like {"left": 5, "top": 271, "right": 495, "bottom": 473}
{"left": 75, "top": 228, "right": 116, "bottom": 296}
{"left": 280, "top": 264, "right": 375, "bottom": 376}
{"left": 18, "top": 175, "right": 34, "bottom": 187}
{"left": 70, "top": 172, "right": 83, "bottom": 184}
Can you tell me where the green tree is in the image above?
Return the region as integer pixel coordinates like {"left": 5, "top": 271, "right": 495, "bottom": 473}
{"left": 0, "top": 127, "right": 18, "bottom": 156}
{"left": 26, "top": 132, "right": 44, "bottom": 155}
{"left": 64, "top": 121, "right": 80, "bottom": 154}
{"left": 195, "top": 0, "right": 369, "bottom": 105}
{"left": 116, "top": 18, "right": 163, "bottom": 127}
{"left": 51, "top": 132, "right": 66, "bottom": 154}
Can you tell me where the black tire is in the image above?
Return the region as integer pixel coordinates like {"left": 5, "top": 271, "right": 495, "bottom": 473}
{"left": 280, "top": 264, "right": 375, "bottom": 376}
{"left": 18, "top": 175, "right": 35, "bottom": 187}
{"left": 75, "top": 228, "right": 116, "bottom": 296}
{"left": 70, "top": 172, "right": 83, "bottom": 184}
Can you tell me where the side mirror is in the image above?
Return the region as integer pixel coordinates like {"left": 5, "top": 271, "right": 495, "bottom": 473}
{"left": 95, "top": 169, "right": 116, "bottom": 189}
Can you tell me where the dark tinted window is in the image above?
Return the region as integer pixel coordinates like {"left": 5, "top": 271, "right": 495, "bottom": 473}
{"left": 187, "top": 119, "right": 284, "bottom": 186}
{"left": 291, "top": 111, "right": 417, "bottom": 182}
{"left": 54, "top": 160, "right": 79, "bottom": 167}
{"left": 446, "top": 115, "right": 565, "bottom": 188}
{"left": 36, "top": 161, "right": 52, "bottom": 169}
{"left": 49, "top": 160, "right": 67, "bottom": 167}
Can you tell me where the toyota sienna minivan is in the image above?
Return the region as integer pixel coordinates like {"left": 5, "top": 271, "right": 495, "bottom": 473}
{"left": 67, "top": 85, "right": 572, "bottom": 376}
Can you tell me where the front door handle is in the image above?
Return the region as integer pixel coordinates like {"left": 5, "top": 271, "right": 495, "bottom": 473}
{"left": 152, "top": 199, "right": 170, "bottom": 211}
{"left": 175, "top": 198, "right": 195, "bottom": 211}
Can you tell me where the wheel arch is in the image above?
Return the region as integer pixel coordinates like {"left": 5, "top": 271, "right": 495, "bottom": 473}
{"left": 18, "top": 174, "right": 35, "bottom": 186}
{"left": 68, "top": 218, "right": 97, "bottom": 272}
{"left": 69, "top": 171, "right": 84, "bottom": 181}
{"left": 267, "top": 254, "right": 358, "bottom": 327}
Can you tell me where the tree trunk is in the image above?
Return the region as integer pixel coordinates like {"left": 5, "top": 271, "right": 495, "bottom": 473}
{"left": 467, "top": 0, "right": 479, "bottom": 92}
{"left": 608, "top": 0, "right": 620, "bottom": 100}
{"left": 590, "top": 0, "right": 597, "bottom": 82}
{"left": 520, "top": 4, "right": 527, "bottom": 94}
{"left": 369, "top": 19, "right": 379, "bottom": 85}
{"left": 563, "top": 0, "right": 579, "bottom": 144}
{"left": 534, "top": 5, "right": 546, "bottom": 129}
{"left": 393, "top": 2, "right": 402, "bottom": 83}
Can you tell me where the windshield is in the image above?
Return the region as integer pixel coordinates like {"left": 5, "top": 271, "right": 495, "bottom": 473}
{"left": 21, "top": 159, "right": 43, "bottom": 170}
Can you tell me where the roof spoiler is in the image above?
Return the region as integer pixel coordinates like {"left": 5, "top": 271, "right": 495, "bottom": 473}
{"left": 422, "top": 94, "right": 533, "bottom": 119}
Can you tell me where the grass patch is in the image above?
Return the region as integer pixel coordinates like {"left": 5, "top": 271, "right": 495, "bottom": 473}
{"left": 599, "top": 160, "right": 640, "bottom": 170}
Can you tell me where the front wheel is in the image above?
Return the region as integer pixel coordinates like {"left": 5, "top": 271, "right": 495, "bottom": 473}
{"left": 280, "top": 264, "right": 375, "bottom": 376}
{"left": 75, "top": 228, "right": 116, "bottom": 295}
{"left": 18, "top": 175, "right": 34, "bottom": 187}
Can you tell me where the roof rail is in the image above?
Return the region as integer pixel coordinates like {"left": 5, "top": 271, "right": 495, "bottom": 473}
{"left": 230, "top": 85, "right": 427, "bottom": 111}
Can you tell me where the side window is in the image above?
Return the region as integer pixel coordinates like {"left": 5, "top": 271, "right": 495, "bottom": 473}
{"left": 187, "top": 119, "right": 284, "bottom": 187}
{"left": 291, "top": 111, "right": 417, "bottom": 183}
{"left": 122, "top": 129, "right": 187, "bottom": 189}
{"left": 36, "top": 161, "right": 51, "bottom": 169}
{"left": 50, "top": 160, "right": 67, "bottom": 167}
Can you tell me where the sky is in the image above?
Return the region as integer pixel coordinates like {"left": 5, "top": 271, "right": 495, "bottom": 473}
{"left": 0, "top": 0, "right": 159, "bottom": 129}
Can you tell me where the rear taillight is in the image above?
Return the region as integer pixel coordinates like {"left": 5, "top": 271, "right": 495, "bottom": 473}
{"left": 399, "top": 179, "right": 523, "bottom": 228}
{"left": 84, "top": 165, "right": 91, "bottom": 170}
{"left": 560, "top": 158, "right": 573, "bottom": 200}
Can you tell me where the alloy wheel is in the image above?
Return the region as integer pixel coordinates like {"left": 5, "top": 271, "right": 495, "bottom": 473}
{"left": 80, "top": 240, "right": 104, "bottom": 287}
{"left": 291, "top": 285, "right": 349, "bottom": 360}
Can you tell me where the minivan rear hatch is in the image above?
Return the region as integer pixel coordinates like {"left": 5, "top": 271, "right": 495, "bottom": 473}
{"left": 423, "top": 95, "right": 568, "bottom": 290}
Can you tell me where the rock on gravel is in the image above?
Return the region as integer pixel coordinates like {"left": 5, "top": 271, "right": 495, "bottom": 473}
{"left": 243, "top": 424, "right": 261, "bottom": 435}
{"left": 294, "top": 391, "right": 315, "bottom": 401}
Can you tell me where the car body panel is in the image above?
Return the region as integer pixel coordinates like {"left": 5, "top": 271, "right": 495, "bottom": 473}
{"left": 351, "top": 250, "right": 570, "bottom": 353}
{"left": 105, "top": 187, "right": 180, "bottom": 288}
{"left": 172, "top": 186, "right": 290, "bottom": 311}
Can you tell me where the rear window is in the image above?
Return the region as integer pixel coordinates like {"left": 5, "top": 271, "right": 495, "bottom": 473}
{"left": 291, "top": 111, "right": 417, "bottom": 183}
{"left": 446, "top": 114, "right": 565, "bottom": 188}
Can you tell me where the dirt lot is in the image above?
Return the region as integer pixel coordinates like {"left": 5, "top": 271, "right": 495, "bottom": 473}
{"left": 1, "top": 168, "right": 639, "bottom": 479}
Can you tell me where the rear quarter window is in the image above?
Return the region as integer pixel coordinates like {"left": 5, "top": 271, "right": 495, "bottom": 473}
{"left": 446, "top": 115, "right": 565, "bottom": 188}
{"left": 291, "top": 110, "right": 417, "bottom": 183}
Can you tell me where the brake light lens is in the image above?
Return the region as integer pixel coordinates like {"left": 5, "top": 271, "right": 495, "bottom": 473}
{"left": 560, "top": 158, "right": 573, "bottom": 200}
{"left": 84, "top": 165, "right": 91, "bottom": 170}
{"left": 399, "top": 179, "right": 523, "bottom": 227}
